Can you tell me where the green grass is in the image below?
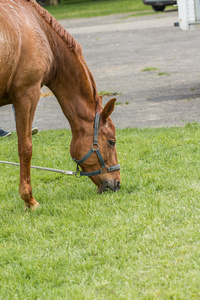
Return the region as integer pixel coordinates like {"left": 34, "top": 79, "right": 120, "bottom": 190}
{"left": 141, "top": 67, "right": 159, "bottom": 72}
{"left": 141, "top": 68, "right": 171, "bottom": 77}
{"left": 46, "top": 0, "right": 153, "bottom": 19}
{"left": 114, "top": 101, "right": 130, "bottom": 105}
{"left": 158, "top": 72, "right": 170, "bottom": 76}
{"left": 1, "top": 124, "right": 200, "bottom": 298}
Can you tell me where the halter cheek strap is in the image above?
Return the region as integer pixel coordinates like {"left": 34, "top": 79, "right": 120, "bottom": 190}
{"left": 73, "top": 113, "right": 120, "bottom": 177}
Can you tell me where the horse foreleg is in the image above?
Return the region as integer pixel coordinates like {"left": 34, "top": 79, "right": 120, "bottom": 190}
{"left": 18, "top": 142, "right": 39, "bottom": 210}
{"left": 14, "top": 89, "right": 40, "bottom": 210}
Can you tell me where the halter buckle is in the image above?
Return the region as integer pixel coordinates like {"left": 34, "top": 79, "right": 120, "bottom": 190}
{"left": 101, "top": 166, "right": 109, "bottom": 174}
{"left": 91, "top": 142, "right": 99, "bottom": 152}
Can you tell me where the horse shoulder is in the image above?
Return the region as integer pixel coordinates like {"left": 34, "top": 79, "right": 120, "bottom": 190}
{"left": 0, "top": 7, "right": 21, "bottom": 100}
{"left": 1, "top": 2, "right": 54, "bottom": 95}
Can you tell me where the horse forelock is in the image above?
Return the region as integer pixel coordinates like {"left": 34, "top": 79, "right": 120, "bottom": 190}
{"left": 25, "top": 0, "right": 99, "bottom": 108}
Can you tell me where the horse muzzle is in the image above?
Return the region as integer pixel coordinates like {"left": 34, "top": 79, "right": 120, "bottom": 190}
{"left": 97, "top": 179, "right": 121, "bottom": 194}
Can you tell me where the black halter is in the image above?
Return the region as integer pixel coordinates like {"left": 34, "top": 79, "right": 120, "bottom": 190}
{"left": 73, "top": 113, "right": 120, "bottom": 177}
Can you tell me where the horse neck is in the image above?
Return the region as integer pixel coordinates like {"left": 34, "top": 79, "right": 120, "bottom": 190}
{"left": 47, "top": 41, "right": 97, "bottom": 138}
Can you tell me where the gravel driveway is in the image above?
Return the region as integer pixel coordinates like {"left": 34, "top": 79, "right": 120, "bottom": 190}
{"left": 1, "top": 10, "right": 200, "bottom": 131}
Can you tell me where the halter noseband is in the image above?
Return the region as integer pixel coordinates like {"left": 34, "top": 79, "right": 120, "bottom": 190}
{"left": 73, "top": 113, "right": 120, "bottom": 177}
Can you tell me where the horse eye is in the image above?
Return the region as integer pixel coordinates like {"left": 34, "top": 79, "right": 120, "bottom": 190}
{"left": 108, "top": 140, "right": 116, "bottom": 147}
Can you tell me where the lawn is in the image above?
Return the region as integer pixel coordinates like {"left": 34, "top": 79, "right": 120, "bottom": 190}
{"left": 47, "top": 0, "right": 150, "bottom": 19}
{"left": 46, "top": 0, "right": 176, "bottom": 19}
{"left": 1, "top": 124, "right": 200, "bottom": 299}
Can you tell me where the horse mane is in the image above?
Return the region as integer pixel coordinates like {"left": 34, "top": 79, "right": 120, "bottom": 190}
{"left": 26, "top": 0, "right": 80, "bottom": 54}
{"left": 25, "top": 0, "right": 99, "bottom": 104}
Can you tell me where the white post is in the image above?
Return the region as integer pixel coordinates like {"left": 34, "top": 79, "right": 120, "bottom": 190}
{"left": 177, "top": 0, "right": 200, "bottom": 30}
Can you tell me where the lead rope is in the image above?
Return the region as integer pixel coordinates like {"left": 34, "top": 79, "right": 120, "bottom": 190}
{"left": 0, "top": 160, "right": 77, "bottom": 176}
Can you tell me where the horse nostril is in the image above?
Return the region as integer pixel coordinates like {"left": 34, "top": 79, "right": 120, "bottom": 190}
{"left": 116, "top": 180, "right": 121, "bottom": 190}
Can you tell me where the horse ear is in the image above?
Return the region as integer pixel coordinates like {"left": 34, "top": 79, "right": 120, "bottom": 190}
{"left": 96, "top": 95, "right": 103, "bottom": 112}
{"left": 99, "top": 95, "right": 103, "bottom": 105}
{"left": 102, "top": 98, "right": 116, "bottom": 120}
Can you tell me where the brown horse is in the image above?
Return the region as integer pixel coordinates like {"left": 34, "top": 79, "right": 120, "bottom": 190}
{"left": 0, "top": 0, "right": 120, "bottom": 210}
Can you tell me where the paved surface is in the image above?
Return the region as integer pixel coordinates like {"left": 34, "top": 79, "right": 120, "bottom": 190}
{"left": 1, "top": 10, "right": 200, "bottom": 131}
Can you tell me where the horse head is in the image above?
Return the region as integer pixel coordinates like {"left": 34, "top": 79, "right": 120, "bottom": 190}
{"left": 70, "top": 97, "right": 121, "bottom": 193}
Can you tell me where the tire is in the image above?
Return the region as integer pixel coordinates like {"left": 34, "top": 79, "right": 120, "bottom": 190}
{"left": 36, "top": 0, "right": 47, "bottom": 6}
{"left": 152, "top": 5, "right": 166, "bottom": 11}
